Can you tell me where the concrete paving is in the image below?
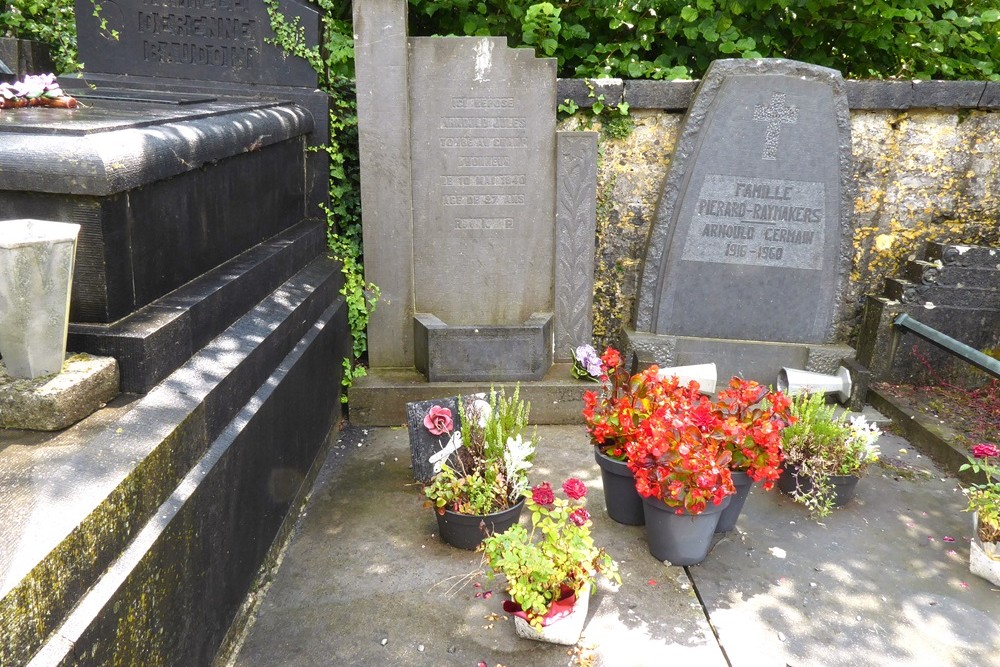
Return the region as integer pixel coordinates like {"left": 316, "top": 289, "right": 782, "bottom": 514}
{"left": 225, "top": 424, "right": 1000, "bottom": 667}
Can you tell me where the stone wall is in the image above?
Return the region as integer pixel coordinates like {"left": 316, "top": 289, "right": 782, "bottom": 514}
{"left": 557, "top": 80, "right": 1000, "bottom": 351}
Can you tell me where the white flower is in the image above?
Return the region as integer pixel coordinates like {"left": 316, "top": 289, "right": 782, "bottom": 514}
{"left": 848, "top": 415, "right": 882, "bottom": 462}
{"left": 503, "top": 434, "right": 535, "bottom": 497}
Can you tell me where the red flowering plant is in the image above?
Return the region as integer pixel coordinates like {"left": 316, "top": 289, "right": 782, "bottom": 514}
{"left": 959, "top": 442, "right": 1000, "bottom": 546}
{"left": 712, "top": 378, "right": 795, "bottom": 488}
{"left": 478, "top": 478, "right": 619, "bottom": 629}
{"left": 624, "top": 379, "right": 738, "bottom": 515}
{"left": 582, "top": 347, "right": 677, "bottom": 461}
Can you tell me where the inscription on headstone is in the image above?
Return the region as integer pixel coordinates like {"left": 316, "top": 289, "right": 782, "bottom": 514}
{"left": 73, "top": 0, "right": 317, "bottom": 86}
{"left": 636, "top": 59, "right": 853, "bottom": 344}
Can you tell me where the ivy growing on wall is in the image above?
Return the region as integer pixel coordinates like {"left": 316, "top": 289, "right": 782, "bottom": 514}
{"left": 264, "top": 0, "right": 377, "bottom": 400}
{"left": 409, "top": 0, "right": 1000, "bottom": 81}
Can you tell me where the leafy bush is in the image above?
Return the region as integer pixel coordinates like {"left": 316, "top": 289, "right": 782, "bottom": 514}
{"left": 409, "top": 0, "right": 1000, "bottom": 80}
{"left": 0, "top": 0, "right": 78, "bottom": 73}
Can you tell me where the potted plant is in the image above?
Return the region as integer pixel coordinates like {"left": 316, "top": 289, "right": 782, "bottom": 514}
{"left": 582, "top": 347, "right": 678, "bottom": 525}
{"left": 959, "top": 442, "right": 1000, "bottom": 586}
{"left": 711, "top": 378, "right": 794, "bottom": 532}
{"left": 624, "top": 384, "right": 737, "bottom": 565}
{"left": 778, "top": 391, "right": 881, "bottom": 518}
{"left": 479, "top": 477, "right": 619, "bottom": 644}
{"left": 423, "top": 386, "right": 536, "bottom": 549}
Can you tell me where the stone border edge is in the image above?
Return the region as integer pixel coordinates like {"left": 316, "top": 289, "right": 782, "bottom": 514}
{"left": 558, "top": 78, "right": 1000, "bottom": 111}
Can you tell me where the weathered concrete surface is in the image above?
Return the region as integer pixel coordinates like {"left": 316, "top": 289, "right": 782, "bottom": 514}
{"left": 0, "top": 354, "right": 118, "bottom": 430}
{"left": 226, "top": 425, "right": 726, "bottom": 667}
{"left": 225, "top": 424, "right": 1000, "bottom": 667}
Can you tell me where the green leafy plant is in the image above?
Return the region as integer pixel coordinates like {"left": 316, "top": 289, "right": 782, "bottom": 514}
{"left": 409, "top": 0, "right": 1000, "bottom": 81}
{"left": 424, "top": 387, "right": 536, "bottom": 516}
{"left": 959, "top": 443, "right": 1000, "bottom": 544}
{"left": 0, "top": 0, "right": 79, "bottom": 73}
{"left": 781, "top": 392, "right": 882, "bottom": 517}
{"left": 479, "top": 477, "right": 619, "bottom": 629}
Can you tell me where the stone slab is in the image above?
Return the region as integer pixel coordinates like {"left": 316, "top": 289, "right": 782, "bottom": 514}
{"left": 409, "top": 37, "right": 556, "bottom": 327}
{"left": 623, "top": 79, "right": 698, "bottom": 110}
{"left": 72, "top": 0, "right": 319, "bottom": 88}
{"left": 413, "top": 312, "right": 553, "bottom": 382}
{"left": 67, "top": 221, "right": 325, "bottom": 394}
{"left": 405, "top": 396, "right": 461, "bottom": 483}
{"left": 353, "top": 0, "right": 414, "bottom": 368}
{"left": 556, "top": 77, "right": 624, "bottom": 108}
{"left": 846, "top": 80, "right": 914, "bottom": 110}
{"left": 554, "top": 131, "right": 598, "bottom": 361}
{"left": 0, "top": 257, "right": 346, "bottom": 666}
{"left": 1, "top": 130, "right": 309, "bottom": 324}
{"left": 695, "top": 429, "right": 1000, "bottom": 667}
{"left": 635, "top": 59, "right": 853, "bottom": 345}
{"left": 227, "top": 424, "right": 728, "bottom": 667}
{"left": 0, "top": 354, "right": 119, "bottom": 431}
{"left": 348, "top": 363, "right": 591, "bottom": 426}
{"left": 911, "top": 80, "right": 988, "bottom": 109}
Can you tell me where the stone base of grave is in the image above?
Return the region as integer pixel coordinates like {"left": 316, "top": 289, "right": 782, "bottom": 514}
{"left": 625, "top": 329, "right": 859, "bottom": 398}
{"left": 413, "top": 312, "right": 554, "bottom": 382}
{"left": 349, "top": 363, "right": 590, "bottom": 426}
{"left": 0, "top": 353, "right": 119, "bottom": 431}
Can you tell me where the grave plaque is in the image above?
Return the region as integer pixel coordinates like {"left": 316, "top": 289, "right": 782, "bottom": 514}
{"left": 72, "top": 0, "right": 317, "bottom": 87}
{"left": 409, "top": 37, "right": 556, "bottom": 326}
{"left": 405, "top": 396, "right": 460, "bottom": 483}
{"left": 636, "top": 59, "right": 852, "bottom": 344}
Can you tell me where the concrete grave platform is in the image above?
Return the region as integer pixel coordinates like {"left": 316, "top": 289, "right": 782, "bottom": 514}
{"left": 224, "top": 423, "right": 1000, "bottom": 667}
{"left": 0, "top": 354, "right": 118, "bottom": 431}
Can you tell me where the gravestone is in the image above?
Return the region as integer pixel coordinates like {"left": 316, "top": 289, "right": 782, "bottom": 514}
{"left": 353, "top": 0, "right": 598, "bottom": 391}
{"left": 630, "top": 59, "right": 855, "bottom": 384}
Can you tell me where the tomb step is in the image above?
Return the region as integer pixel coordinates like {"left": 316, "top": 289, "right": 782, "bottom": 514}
{"left": 1, "top": 256, "right": 347, "bottom": 667}
{"left": 884, "top": 277, "right": 1000, "bottom": 309}
{"left": 68, "top": 220, "right": 326, "bottom": 394}
{"left": 904, "top": 259, "right": 1000, "bottom": 289}
{"left": 924, "top": 242, "right": 1000, "bottom": 269}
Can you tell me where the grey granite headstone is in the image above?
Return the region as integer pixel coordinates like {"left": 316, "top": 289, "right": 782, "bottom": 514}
{"left": 405, "top": 396, "right": 460, "bottom": 483}
{"left": 636, "top": 59, "right": 852, "bottom": 344}
{"left": 409, "top": 37, "right": 556, "bottom": 327}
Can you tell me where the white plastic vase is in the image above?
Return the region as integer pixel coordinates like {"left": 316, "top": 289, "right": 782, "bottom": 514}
{"left": 656, "top": 363, "right": 717, "bottom": 394}
{"left": 776, "top": 366, "right": 852, "bottom": 404}
{"left": 513, "top": 586, "right": 590, "bottom": 645}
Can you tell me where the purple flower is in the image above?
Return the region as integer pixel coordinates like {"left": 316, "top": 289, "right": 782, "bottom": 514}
{"left": 574, "top": 344, "right": 602, "bottom": 377}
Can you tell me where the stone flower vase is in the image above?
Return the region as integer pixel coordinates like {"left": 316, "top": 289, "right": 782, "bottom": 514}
{"left": 594, "top": 448, "right": 645, "bottom": 525}
{"left": 970, "top": 513, "right": 1000, "bottom": 587}
{"left": 435, "top": 498, "right": 524, "bottom": 550}
{"left": 506, "top": 585, "right": 591, "bottom": 645}
{"left": 642, "top": 495, "right": 731, "bottom": 566}
{"left": 715, "top": 470, "right": 753, "bottom": 533}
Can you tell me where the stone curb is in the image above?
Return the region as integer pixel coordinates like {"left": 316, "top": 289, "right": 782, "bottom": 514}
{"left": 558, "top": 78, "right": 1000, "bottom": 111}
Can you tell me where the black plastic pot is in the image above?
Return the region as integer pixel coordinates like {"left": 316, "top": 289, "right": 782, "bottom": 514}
{"left": 778, "top": 466, "right": 860, "bottom": 507}
{"left": 642, "top": 495, "right": 731, "bottom": 566}
{"left": 594, "top": 448, "right": 645, "bottom": 525}
{"left": 715, "top": 470, "right": 752, "bottom": 533}
{"left": 434, "top": 497, "right": 525, "bottom": 550}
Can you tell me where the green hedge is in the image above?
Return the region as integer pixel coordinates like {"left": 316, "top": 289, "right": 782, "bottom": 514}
{"left": 409, "top": 0, "right": 1000, "bottom": 81}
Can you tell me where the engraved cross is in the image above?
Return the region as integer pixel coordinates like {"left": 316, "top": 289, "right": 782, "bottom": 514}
{"left": 753, "top": 93, "right": 799, "bottom": 161}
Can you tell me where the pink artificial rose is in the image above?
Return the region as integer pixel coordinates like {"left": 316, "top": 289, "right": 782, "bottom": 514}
{"left": 972, "top": 443, "right": 999, "bottom": 459}
{"left": 569, "top": 508, "right": 591, "bottom": 526}
{"left": 562, "top": 477, "right": 587, "bottom": 500}
{"left": 531, "top": 482, "right": 555, "bottom": 506}
{"left": 423, "top": 405, "right": 453, "bottom": 436}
